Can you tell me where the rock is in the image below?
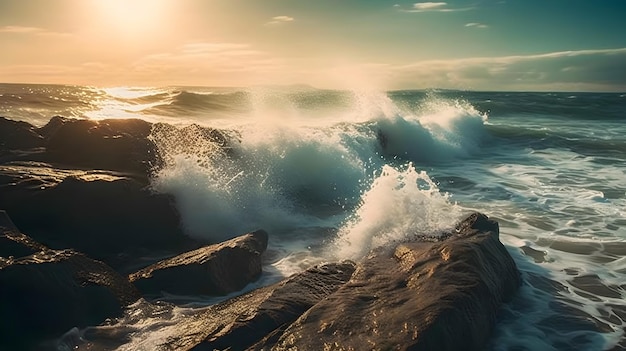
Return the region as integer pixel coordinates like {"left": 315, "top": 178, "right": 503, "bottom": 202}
{"left": 81, "top": 261, "right": 356, "bottom": 350}
{"left": 1, "top": 210, "right": 46, "bottom": 258}
{"left": 0, "top": 116, "right": 237, "bottom": 178}
{"left": 130, "top": 230, "right": 269, "bottom": 296}
{"left": 0, "top": 209, "right": 18, "bottom": 230}
{"left": 0, "top": 165, "right": 193, "bottom": 269}
{"left": 201, "top": 261, "right": 357, "bottom": 351}
{"left": 40, "top": 117, "right": 158, "bottom": 176}
{"left": 78, "top": 213, "right": 519, "bottom": 351}
{"left": 268, "top": 213, "right": 521, "bottom": 351}
{"left": 0, "top": 116, "right": 44, "bottom": 152}
{"left": 0, "top": 220, "right": 141, "bottom": 351}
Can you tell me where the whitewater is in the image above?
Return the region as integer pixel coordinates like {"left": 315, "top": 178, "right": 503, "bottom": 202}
{"left": 1, "top": 83, "right": 625, "bottom": 350}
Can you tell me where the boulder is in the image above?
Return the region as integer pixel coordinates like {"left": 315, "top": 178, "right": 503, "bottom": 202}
{"left": 130, "top": 230, "right": 269, "bottom": 296}
{"left": 268, "top": 213, "right": 521, "bottom": 351}
{"left": 80, "top": 261, "right": 356, "bottom": 351}
{"left": 0, "top": 116, "right": 44, "bottom": 152}
{"left": 90, "top": 213, "right": 519, "bottom": 351}
{"left": 0, "top": 219, "right": 141, "bottom": 351}
{"left": 0, "top": 164, "right": 193, "bottom": 268}
{"left": 40, "top": 116, "right": 158, "bottom": 176}
{"left": 193, "top": 261, "right": 356, "bottom": 351}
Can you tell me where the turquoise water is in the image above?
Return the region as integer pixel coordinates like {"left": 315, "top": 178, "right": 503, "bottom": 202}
{"left": 2, "top": 83, "right": 625, "bottom": 350}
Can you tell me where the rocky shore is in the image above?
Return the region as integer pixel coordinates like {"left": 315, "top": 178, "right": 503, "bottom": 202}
{"left": 0, "top": 116, "right": 522, "bottom": 350}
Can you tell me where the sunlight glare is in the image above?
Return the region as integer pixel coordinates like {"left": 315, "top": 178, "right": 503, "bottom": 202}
{"left": 89, "top": 0, "right": 171, "bottom": 40}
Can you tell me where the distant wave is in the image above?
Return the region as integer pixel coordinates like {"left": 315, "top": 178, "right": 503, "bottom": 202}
{"left": 136, "top": 90, "right": 251, "bottom": 115}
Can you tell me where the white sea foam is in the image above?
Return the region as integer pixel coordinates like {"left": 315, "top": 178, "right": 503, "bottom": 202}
{"left": 332, "top": 163, "right": 461, "bottom": 260}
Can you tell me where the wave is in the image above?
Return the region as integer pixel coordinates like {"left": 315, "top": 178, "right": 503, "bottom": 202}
{"left": 332, "top": 163, "right": 461, "bottom": 260}
{"left": 149, "top": 92, "right": 487, "bottom": 248}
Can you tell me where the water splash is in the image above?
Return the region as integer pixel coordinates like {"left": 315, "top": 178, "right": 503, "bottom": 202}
{"left": 332, "top": 163, "right": 462, "bottom": 260}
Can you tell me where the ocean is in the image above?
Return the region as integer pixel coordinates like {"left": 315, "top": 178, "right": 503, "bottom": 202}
{"left": 1, "top": 83, "right": 625, "bottom": 350}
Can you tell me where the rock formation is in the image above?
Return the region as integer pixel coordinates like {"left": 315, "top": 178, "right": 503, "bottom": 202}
{"left": 0, "top": 164, "right": 192, "bottom": 268}
{"left": 0, "top": 212, "right": 141, "bottom": 351}
{"left": 130, "top": 230, "right": 269, "bottom": 296}
{"left": 267, "top": 213, "right": 520, "bottom": 351}
{"left": 82, "top": 213, "right": 520, "bottom": 351}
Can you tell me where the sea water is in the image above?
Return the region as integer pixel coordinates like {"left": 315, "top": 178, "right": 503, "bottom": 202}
{"left": 1, "top": 83, "right": 625, "bottom": 350}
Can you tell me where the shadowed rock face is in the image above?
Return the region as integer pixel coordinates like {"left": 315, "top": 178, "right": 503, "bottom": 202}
{"left": 0, "top": 116, "right": 240, "bottom": 268}
{"left": 0, "top": 117, "right": 44, "bottom": 152}
{"left": 130, "top": 230, "right": 269, "bottom": 296}
{"left": 0, "top": 167, "right": 191, "bottom": 268}
{"left": 0, "top": 217, "right": 141, "bottom": 351}
{"left": 40, "top": 116, "right": 157, "bottom": 176}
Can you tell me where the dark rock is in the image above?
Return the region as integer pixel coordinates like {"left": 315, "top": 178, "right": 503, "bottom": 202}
{"left": 0, "top": 116, "right": 44, "bottom": 152}
{"left": 1, "top": 210, "right": 46, "bottom": 258}
{"left": 0, "top": 221, "right": 141, "bottom": 351}
{"left": 39, "top": 117, "right": 157, "bottom": 176}
{"left": 197, "top": 261, "right": 356, "bottom": 351}
{"left": 0, "top": 209, "right": 18, "bottom": 231}
{"left": 82, "top": 261, "right": 356, "bottom": 350}
{"left": 89, "top": 213, "right": 519, "bottom": 351}
{"left": 0, "top": 165, "right": 192, "bottom": 268}
{"left": 130, "top": 230, "right": 269, "bottom": 296}
{"left": 266, "top": 212, "right": 520, "bottom": 351}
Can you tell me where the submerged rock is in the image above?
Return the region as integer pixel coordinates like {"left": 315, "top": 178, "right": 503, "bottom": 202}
{"left": 0, "top": 216, "right": 141, "bottom": 351}
{"left": 130, "top": 230, "right": 269, "bottom": 296}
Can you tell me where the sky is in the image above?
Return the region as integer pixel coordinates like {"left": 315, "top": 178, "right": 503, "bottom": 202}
{"left": 1, "top": 0, "right": 625, "bottom": 91}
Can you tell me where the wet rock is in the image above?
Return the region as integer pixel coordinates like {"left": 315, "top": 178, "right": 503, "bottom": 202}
{"left": 0, "top": 220, "right": 141, "bottom": 351}
{"left": 0, "top": 166, "right": 192, "bottom": 268}
{"left": 0, "top": 116, "right": 44, "bottom": 152}
{"left": 267, "top": 213, "right": 520, "bottom": 351}
{"left": 0, "top": 209, "right": 18, "bottom": 231}
{"left": 198, "top": 261, "right": 356, "bottom": 351}
{"left": 0, "top": 210, "right": 46, "bottom": 258}
{"left": 40, "top": 116, "right": 157, "bottom": 176}
{"left": 83, "top": 262, "right": 356, "bottom": 350}
{"left": 98, "top": 213, "right": 519, "bottom": 351}
{"left": 130, "top": 230, "right": 268, "bottom": 296}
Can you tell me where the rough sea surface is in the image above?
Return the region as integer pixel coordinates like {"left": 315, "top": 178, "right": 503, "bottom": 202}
{"left": 1, "top": 83, "right": 625, "bottom": 350}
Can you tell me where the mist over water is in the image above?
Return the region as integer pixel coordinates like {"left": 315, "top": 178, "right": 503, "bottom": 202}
{"left": 2, "top": 83, "right": 625, "bottom": 350}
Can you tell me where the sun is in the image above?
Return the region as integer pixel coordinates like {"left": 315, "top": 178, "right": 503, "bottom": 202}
{"left": 87, "top": 0, "right": 172, "bottom": 41}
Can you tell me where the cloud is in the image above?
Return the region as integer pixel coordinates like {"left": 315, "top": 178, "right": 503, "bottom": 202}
{"left": 389, "top": 48, "right": 626, "bottom": 91}
{"left": 0, "top": 25, "right": 72, "bottom": 38}
{"left": 465, "top": 22, "right": 488, "bottom": 29}
{"left": 413, "top": 2, "right": 447, "bottom": 10}
{"left": 0, "top": 25, "right": 44, "bottom": 34}
{"left": 128, "top": 42, "right": 288, "bottom": 86}
{"left": 399, "top": 2, "right": 474, "bottom": 12}
{"left": 265, "top": 16, "right": 295, "bottom": 26}
{"left": 180, "top": 43, "right": 250, "bottom": 54}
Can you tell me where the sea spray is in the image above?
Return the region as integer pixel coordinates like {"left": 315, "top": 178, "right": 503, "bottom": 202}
{"left": 149, "top": 119, "right": 369, "bottom": 242}
{"left": 374, "top": 96, "right": 488, "bottom": 163}
{"left": 333, "top": 163, "right": 462, "bottom": 260}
